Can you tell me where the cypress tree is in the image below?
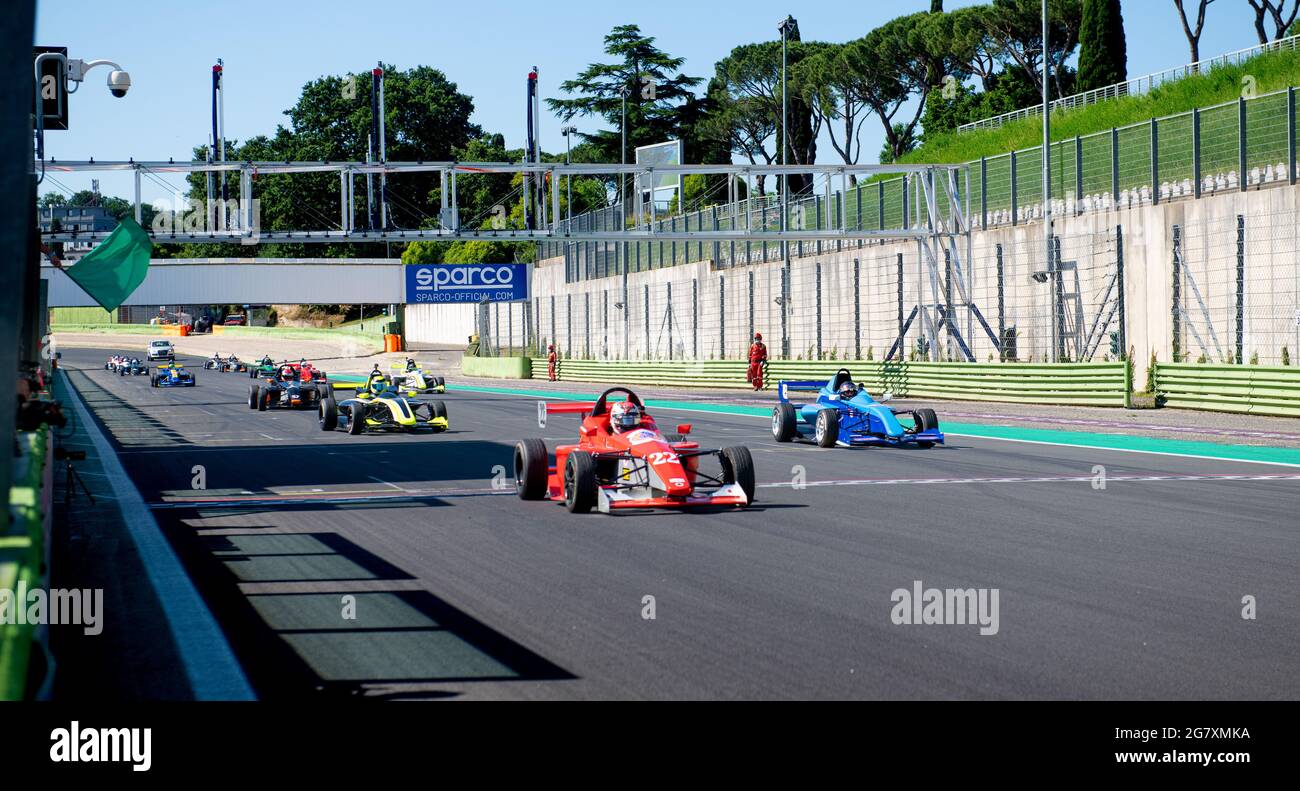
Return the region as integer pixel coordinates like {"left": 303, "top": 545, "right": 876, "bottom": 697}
{"left": 1077, "top": 0, "right": 1127, "bottom": 93}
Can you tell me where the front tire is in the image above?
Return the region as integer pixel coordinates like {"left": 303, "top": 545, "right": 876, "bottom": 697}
{"left": 514, "top": 438, "right": 549, "bottom": 500}
{"left": 912, "top": 408, "right": 939, "bottom": 448}
{"left": 346, "top": 405, "right": 366, "bottom": 435}
{"left": 248, "top": 385, "right": 260, "bottom": 409}
{"left": 814, "top": 409, "right": 840, "bottom": 448}
{"left": 771, "top": 402, "right": 798, "bottom": 442}
{"left": 319, "top": 397, "right": 338, "bottom": 431}
{"left": 563, "top": 450, "right": 597, "bottom": 513}
{"left": 719, "top": 446, "right": 756, "bottom": 506}
{"left": 257, "top": 390, "right": 269, "bottom": 411}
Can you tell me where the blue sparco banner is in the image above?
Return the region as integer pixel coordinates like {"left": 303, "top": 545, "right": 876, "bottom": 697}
{"left": 404, "top": 263, "right": 529, "bottom": 304}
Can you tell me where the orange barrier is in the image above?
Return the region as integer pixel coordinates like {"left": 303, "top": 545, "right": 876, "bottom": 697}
{"left": 384, "top": 334, "right": 403, "bottom": 353}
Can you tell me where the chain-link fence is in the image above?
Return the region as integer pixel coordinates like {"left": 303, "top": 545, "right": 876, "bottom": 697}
{"left": 503, "top": 222, "right": 1134, "bottom": 365}
{"left": 1174, "top": 209, "right": 1300, "bottom": 366}
{"left": 545, "top": 85, "right": 1300, "bottom": 283}
{"left": 504, "top": 202, "right": 1300, "bottom": 370}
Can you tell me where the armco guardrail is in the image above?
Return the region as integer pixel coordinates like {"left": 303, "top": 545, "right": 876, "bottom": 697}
{"left": 1154, "top": 363, "right": 1300, "bottom": 417}
{"left": 531, "top": 359, "right": 1130, "bottom": 406}
{"left": 1, "top": 426, "right": 50, "bottom": 700}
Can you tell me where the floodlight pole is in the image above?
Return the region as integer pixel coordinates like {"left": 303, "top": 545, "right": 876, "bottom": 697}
{"left": 378, "top": 63, "right": 387, "bottom": 230}
{"left": 778, "top": 15, "right": 796, "bottom": 359}
{"left": 621, "top": 85, "right": 629, "bottom": 230}
{"left": 562, "top": 125, "right": 576, "bottom": 231}
{"left": 1042, "top": 0, "right": 1056, "bottom": 363}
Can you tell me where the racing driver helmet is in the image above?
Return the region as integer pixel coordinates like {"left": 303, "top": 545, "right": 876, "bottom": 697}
{"left": 609, "top": 400, "right": 642, "bottom": 432}
{"left": 838, "top": 381, "right": 859, "bottom": 400}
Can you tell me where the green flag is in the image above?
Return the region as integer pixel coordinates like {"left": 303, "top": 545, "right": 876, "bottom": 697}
{"left": 63, "top": 217, "right": 152, "bottom": 311}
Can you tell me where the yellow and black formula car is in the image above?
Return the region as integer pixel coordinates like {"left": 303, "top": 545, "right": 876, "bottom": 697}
{"left": 387, "top": 358, "right": 446, "bottom": 395}
{"left": 319, "top": 366, "right": 448, "bottom": 435}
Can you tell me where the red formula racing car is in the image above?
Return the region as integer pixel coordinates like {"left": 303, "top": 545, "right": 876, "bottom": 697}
{"left": 513, "top": 387, "right": 756, "bottom": 514}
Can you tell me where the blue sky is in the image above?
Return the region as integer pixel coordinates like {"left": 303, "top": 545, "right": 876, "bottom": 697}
{"left": 36, "top": 0, "right": 1269, "bottom": 204}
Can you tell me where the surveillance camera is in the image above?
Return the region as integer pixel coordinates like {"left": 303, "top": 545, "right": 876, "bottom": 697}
{"left": 107, "top": 70, "right": 131, "bottom": 98}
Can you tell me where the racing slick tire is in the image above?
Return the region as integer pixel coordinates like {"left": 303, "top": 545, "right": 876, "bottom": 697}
{"left": 771, "top": 402, "right": 798, "bottom": 442}
{"left": 249, "top": 369, "right": 257, "bottom": 379}
{"left": 248, "top": 385, "right": 260, "bottom": 410}
{"left": 563, "top": 450, "right": 598, "bottom": 514}
{"left": 719, "top": 446, "right": 756, "bottom": 507}
{"left": 514, "top": 438, "right": 549, "bottom": 500}
{"left": 814, "top": 408, "right": 840, "bottom": 448}
{"left": 912, "top": 408, "right": 939, "bottom": 449}
{"left": 430, "top": 400, "right": 447, "bottom": 420}
{"left": 150, "top": 375, "right": 159, "bottom": 388}
{"left": 346, "top": 405, "right": 366, "bottom": 435}
{"left": 434, "top": 376, "right": 445, "bottom": 390}
{"left": 257, "top": 390, "right": 269, "bottom": 411}
{"left": 319, "top": 397, "right": 338, "bottom": 431}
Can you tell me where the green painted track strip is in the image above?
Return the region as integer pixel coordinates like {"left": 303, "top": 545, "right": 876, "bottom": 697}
{"left": 446, "top": 382, "right": 1300, "bottom": 468}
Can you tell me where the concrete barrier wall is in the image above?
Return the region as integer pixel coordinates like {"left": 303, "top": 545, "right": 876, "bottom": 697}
{"left": 461, "top": 355, "right": 531, "bottom": 379}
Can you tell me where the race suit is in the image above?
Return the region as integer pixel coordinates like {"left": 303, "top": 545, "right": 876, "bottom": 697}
{"left": 746, "top": 341, "right": 768, "bottom": 390}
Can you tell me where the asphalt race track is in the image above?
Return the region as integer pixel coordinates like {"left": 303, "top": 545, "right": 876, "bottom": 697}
{"left": 59, "top": 348, "right": 1300, "bottom": 700}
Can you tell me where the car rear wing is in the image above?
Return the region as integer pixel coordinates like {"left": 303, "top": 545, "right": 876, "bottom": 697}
{"left": 536, "top": 400, "right": 596, "bottom": 428}
{"left": 323, "top": 374, "right": 371, "bottom": 391}
{"left": 776, "top": 380, "right": 829, "bottom": 402}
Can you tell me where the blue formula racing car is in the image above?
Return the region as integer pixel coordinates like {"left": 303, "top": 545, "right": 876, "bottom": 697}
{"left": 771, "top": 368, "right": 943, "bottom": 449}
{"left": 151, "top": 362, "right": 197, "bottom": 388}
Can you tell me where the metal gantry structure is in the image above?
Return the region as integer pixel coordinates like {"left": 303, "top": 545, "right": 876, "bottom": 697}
{"left": 37, "top": 159, "right": 963, "bottom": 243}
{"left": 39, "top": 157, "right": 994, "bottom": 361}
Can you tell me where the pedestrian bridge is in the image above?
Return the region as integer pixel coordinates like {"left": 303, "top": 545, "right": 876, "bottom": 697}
{"left": 42, "top": 258, "right": 405, "bottom": 307}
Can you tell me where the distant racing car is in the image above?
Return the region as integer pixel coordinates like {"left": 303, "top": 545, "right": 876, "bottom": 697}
{"left": 248, "top": 360, "right": 328, "bottom": 410}
{"left": 513, "top": 386, "right": 755, "bottom": 514}
{"left": 318, "top": 365, "right": 448, "bottom": 435}
{"left": 387, "top": 358, "right": 445, "bottom": 395}
{"left": 248, "top": 356, "right": 279, "bottom": 379}
{"left": 151, "top": 362, "right": 196, "bottom": 388}
{"left": 205, "top": 353, "right": 247, "bottom": 372}
{"left": 771, "top": 368, "right": 943, "bottom": 449}
{"left": 118, "top": 358, "right": 148, "bottom": 376}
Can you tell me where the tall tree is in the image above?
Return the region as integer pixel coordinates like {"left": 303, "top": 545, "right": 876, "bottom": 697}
{"left": 985, "top": 0, "right": 1084, "bottom": 98}
{"left": 180, "top": 64, "right": 480, "bottom": 258}
{"left": 547, "top": 25, "right": 702, "bottom": 166}
{"left": 948, "top": 5, "right": 1004, "bottom": 90}
{"left": 1246, "top": 0, "right": 1299, "bottom": 43}
{"left": 1174, "top": 0, "right": 1217, "bottom": 62}
{"left": 795, "top": 43, "right": 871, "bottom": 181}
{"left": 1077, "top": 0, "right": 1126, "bottom": 92}
{"left": 710, "top": 38, "right": 825, "bottom": 196}
{"left": 701, "top": 79, "right": 777, "bottom": 195}
{"left": 840, "top": 12, "right": 963, "bottom": 162}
